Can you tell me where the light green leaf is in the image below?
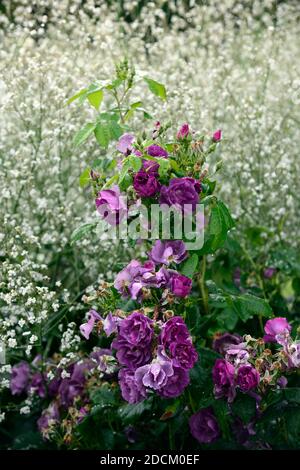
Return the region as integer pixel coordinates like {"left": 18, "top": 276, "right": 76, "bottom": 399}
{"left": 94, "top": 123, "right": 110, "bottom": 148}
{"left": 144, "top": 77, "right": 167, "bottom": 101}
{"left": 67, "top": 88, "right": 87, "bottom": 105}
{"left": 73, "top": 122, "right": 96, "bottom": 147}
{"left": 158, "top": 158, "right": 170, "bottom": 177}
{"left": 70, "top": 222, "right": 97, "bottom": 245}
{"left": 87, "top": 89, "right": 103, "bottom": 110}
{"left": 129, "top": 155, "right": 142, "bottom": 172}
{"left": 79, "top": 167, "right": 91, "bottom": 188}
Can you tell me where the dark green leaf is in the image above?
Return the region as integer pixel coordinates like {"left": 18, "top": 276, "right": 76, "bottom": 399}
{"left": 73, "top": 122, "right": 96, "bottom": 147}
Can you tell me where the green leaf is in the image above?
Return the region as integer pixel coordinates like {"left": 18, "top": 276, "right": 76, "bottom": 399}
{"left": 158, "top": 158, "right": 170, "bottom": 178}
{"left": 73, "top": 122, "right": 96, "bottom": 147}
{"left": 70, "top": 222, "right": 97, "bottom": 245}
{"left": 180, "top": 253, "right": 199, "bottom": 278}
{"left": 87, "top": 89, "right": 103, "bottom": 110}
{"left": 79, "top": 167, "right": 91, "bottom": 188}
{"left": 107, "top": 120, "right": 123, "bottom": 140}
{"left": 94, "top": 123, "right": 110, "bottom": 148}
{"left": 67, "top": 87, "right": 87, "bottom": 105}
{"left": 129, "top": 155, "right": 142, "bottom": 172}
{"left": 199, "top": 200, "right": 235, "bottom": 254}
{"left": 118, "top": 398, "right": 153, "bottom": 422}
{"left": 231, "top": 393, "right": 257, "bottom": 423}
{"left": 144, "top": 77, "right": 167, "bottom": 101}
{"left": 229, "top": 293, "right": 273, "bottom": 322}
{"left": 90, "top": 384, "right": 118, "bottom": 408}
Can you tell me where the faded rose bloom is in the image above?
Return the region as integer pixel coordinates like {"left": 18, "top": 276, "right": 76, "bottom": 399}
{"left": 135, "top": 359, "right": 173, "bottom": 391}
{"left": 160, "top": 316, "right": 190, "bottom": 348}
{"left": 212, "top": 332, "right": 243, "bottom": 355}
{"left": 160, "top": 177, "right": 201, "bottom": 213}
{"left": 189, "top": 407, "right": 220, "bottom": 444}
{"left": 29, "top": 372, "right": 46, "bottom": 398}
{"left": 10, "top": 362, "right": 31, "bottom": 395}
{"left": 159, "top": 366, "right": 190, "bottom": 398}
{"left": 212, "top": 359, "right": 236, "bottom": 402}
{"left": 95, "top": 185, "right": 127, "bottom": 225}
{"left": 114, "top": 260, "right": 142, "bottom": 296}
{"left": 103, "top": 312, "right": 119, "bottom": 337}
{"left": 169, "top": 272, "right": 192, "bottom": 297}
{"left": 176, "top": 123, "right": 190, "bottom": 140}
{"left": 133, "top": 169, "right": 160, "bottom": 197}
{"left": 149, "top": 240, "right": 187, "bottom": 265}
{"left": 146, "top": 144, "right": 168, "bottom": 158}
{"left": 80, "top": 309, "right": 101, "bottom": 340}
{"left": 114, "top": 260, "right": 158, "bottom": 300}
{"left": 58, "top": 362, "right": 89, "bottom": 407}
{"left": 169, "top": 340, "right": 198, "bottom": 370}
{"left": 119, "top": 368, "right": 147, "bottom": 404}
{"left": 212, "top": 129, "right": 222, "bottom": 142}
{"left": 38, "top": 402, "right": 60, "bottom": 439}
{"left": 287, "top": 342, "right": 300, "bottom": 368}
{"left": 117, "top": 133, "right": 142, "bottom": 156}
{"left": 236, "top": 365, "right": 260, "bottom": 392}
{"left": 263, "top": 317, "right": 292, "bottom": 343}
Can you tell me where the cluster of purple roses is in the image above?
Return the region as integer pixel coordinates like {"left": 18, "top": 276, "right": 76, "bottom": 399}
{"left": 111, "top": 312, "right": 198, "bottom": 403}
{"left": 114, "top": 240, "right": 192, "bottom": 301}
{"left": 10, "top": 349, "right": 116, "bottom": 439}
{"left": 188, "top": 317, "right": 299, "bottom": 446}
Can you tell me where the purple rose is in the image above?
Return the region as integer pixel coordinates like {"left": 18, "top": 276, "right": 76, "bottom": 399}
{"left": 159, "top": 366, "right": 190, "bottom": 398}
{"left": 142, "top": 159, "right": 160, "bottom": 175}
{"left": 277, "top": 376, "right": 288, "bottom": 389}
{"left": 95, "top": 185, "right": 127, "bottom": 225}
{"left": 119, "top": 368, "right": 147, "bottom": 404}
{"left": 189, "top": 407, "right": 220, "bottom": 444}
{"left": 117, "top": 133, "right": 142, "bottom": 156}
{"left": 212, "top": 332, "right": 243, "bottom": 355}
{"left": 58, "top": 362, "right": 89, "bottom": 407}
{"left": 89, "top": 348, "right": 115, "bottom": 374}
{"left": 169, "top": 340, "right": 198, "bottom": 370}
{"left": 212, "top": 129, "right": 222, "bottom": 142}
{"left": 29, "top": 372, "right": 46, "bottom": 398}
{"left": 263, "top": 317, "right": 292, "bottom": 343}
{"left": 149, "top": 240, "right": 187, "bottom": 265}
{"left": 176, "top": 123, "right": 190, "bottom": 140}
{"left": 263, "top": 267, "right": 276, "bottom": 279}
{"left": 160, "top": 316, "right": 190, "bottom": 348}
{"left": 10, "top": 362, "right": 31, "bottom": 395}
{"left": 146, "top": 144, "right": 168, "bottom": 158}
{"left": 135, "top": 360, "right": 173, "bottom": 391}
{"left": 114, "top": 260, "right": 142, "bottom": 296}
{"left": 113, "top": 340, "right": 152, "bottom": 370}
{"left": 133, "top": 170, "right": 160, "bottom": 198}
{"left": 236, "top": 365, "right": 260, "bottom": 392}
{"left": 212, "top": 359, "right": 235, "bottom": 402}
{"left": 118, "top": 312, "right": 153, "bottom": 347}
{"left": 160, "top": 177, "right": 201, "bottom": 213}
{"left": 169, "top": 272, "right": 192, "bottom": 297}
{"left": 38, "top": 402, "right": 60, "bottom": 438}
{"left": 114, "top": 260, "right": 158, "bottom": 300}
{"left": 103, "top": 312, "right": 119, "bottom": 337}
{"left": 80, "top": 309, "right": 101, "bottom": 340}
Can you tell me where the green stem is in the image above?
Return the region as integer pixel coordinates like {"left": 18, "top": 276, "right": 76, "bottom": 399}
{"left": 198, "top": 256, "right": 209, "bottom": 315}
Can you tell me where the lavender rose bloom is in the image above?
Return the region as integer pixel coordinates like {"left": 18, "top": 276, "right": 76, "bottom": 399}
{"left": 95, "top": 185, "right": 127, "bottom": 225}
{"left": 159, "top": 366, "right": 190, "bottom": 398}
{"left": 160, "top": 177, "right": 201, "bottom": 213}
{"left": 212, "top": 332, "right": 243, "bottom": 355}
{"left": 149, "top": 240, "right": 187, "bottom": 265}
{"left": 212, "top": 359, "right": 235, "bottom": 402}
{"left": 117, "top": 133, "right": 142, "bottom": 156}
{"left": 114, "top": 260, "right": 158, "bottom": 300}
{"left": 160, "top": 316, "right": 190, "bottom": 348}
{"left": 263, "top": 317, "right": 292, "bottom": 343}
{"left": 176, "top": 123, "right": 190, "bottom": 140}
{"left": 135, "top": 360, "right": 173, "bottom": 391}
{"left": 169, "top": 272, "right": 192, "bottom": 297}
{"left": 133, "top": 169, "right": 160, "bottom": 198}
{"left": 80, "top": 309, "right": 101, "bottom": 340}
{"left": 10, "top": 362, "right": 31, "bottom": 395}
{"left": 189, "top": 407, "right": 220, "bottom": 444}
{"left": 38, "top": 402, "right": 60, "bottom": 438}
{"left": 169, "top": 340, "right": 198, "bottom": 370}
{"left": 118, "top": 312, "right": 153, "bottom": 347}
{"left": 146, "top": 144, "right": 168, "bottom": 158}
{"left": 236, "top": 365, "right": 260, "bottom": 392}
{"left": 119, "top": 368, "right": 147, "bottom": 404}
{"left": 29, "top": 372, "right": 46, "bottom": 398}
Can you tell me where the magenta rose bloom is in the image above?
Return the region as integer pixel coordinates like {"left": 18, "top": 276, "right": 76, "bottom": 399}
{"left": 118, "top": 312, "right": 153, "bottom": 347}
{"left": 95, "top": 184, "right": 127, "bottom": 225}
{"left": 212, "top": 359, "right": 235, "bottom": 402}
{"left": 146, "top": 144, "right": 168, "bottom": 158}
{"left": 133, "top": 169, "right": 160, "bottom": 198}
{"left": 169, "top": 272, "right": 192, "bottom": 297}
{"left": 160, "top": 316, "right": 190, "bottom": 348}
{"left": 212, "top": 129, "right": 222, "bottom": 142}
{"left": 149, "top": 240, "right": 187, "bottom": 265}
{"left": 189, "top": 407, "right": 220, "bottom": 444}
{"left": 236, "top": 365, "right": 260, "bottom": 392}
{"left": 135, "top": 360, "right": 173, "bottom": 391}
{"left": 10, "top": 362, "right": 31, "bottom": 395}
{"left": 160, "top": 177, "right": 201, "bottom": 213}
{"left": 142, "top": 159, "right": 160, "bottom": 175}
{"left": 118, "top": 368, "right": 147, "bottom": 404}
{"left": 159, "top": 366, "right": 190, "bottom": 398}
{"left": 169, "top": 340, "right": 198, "bottom": 370}
{"left": 176, "top": 123, "right": 190, "bottom": 140}
{"left": 263, "top": 317, "right": 292, "bottom": 343}
{"left": 263, "top": 267, "right": 276, "bottom": 279}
